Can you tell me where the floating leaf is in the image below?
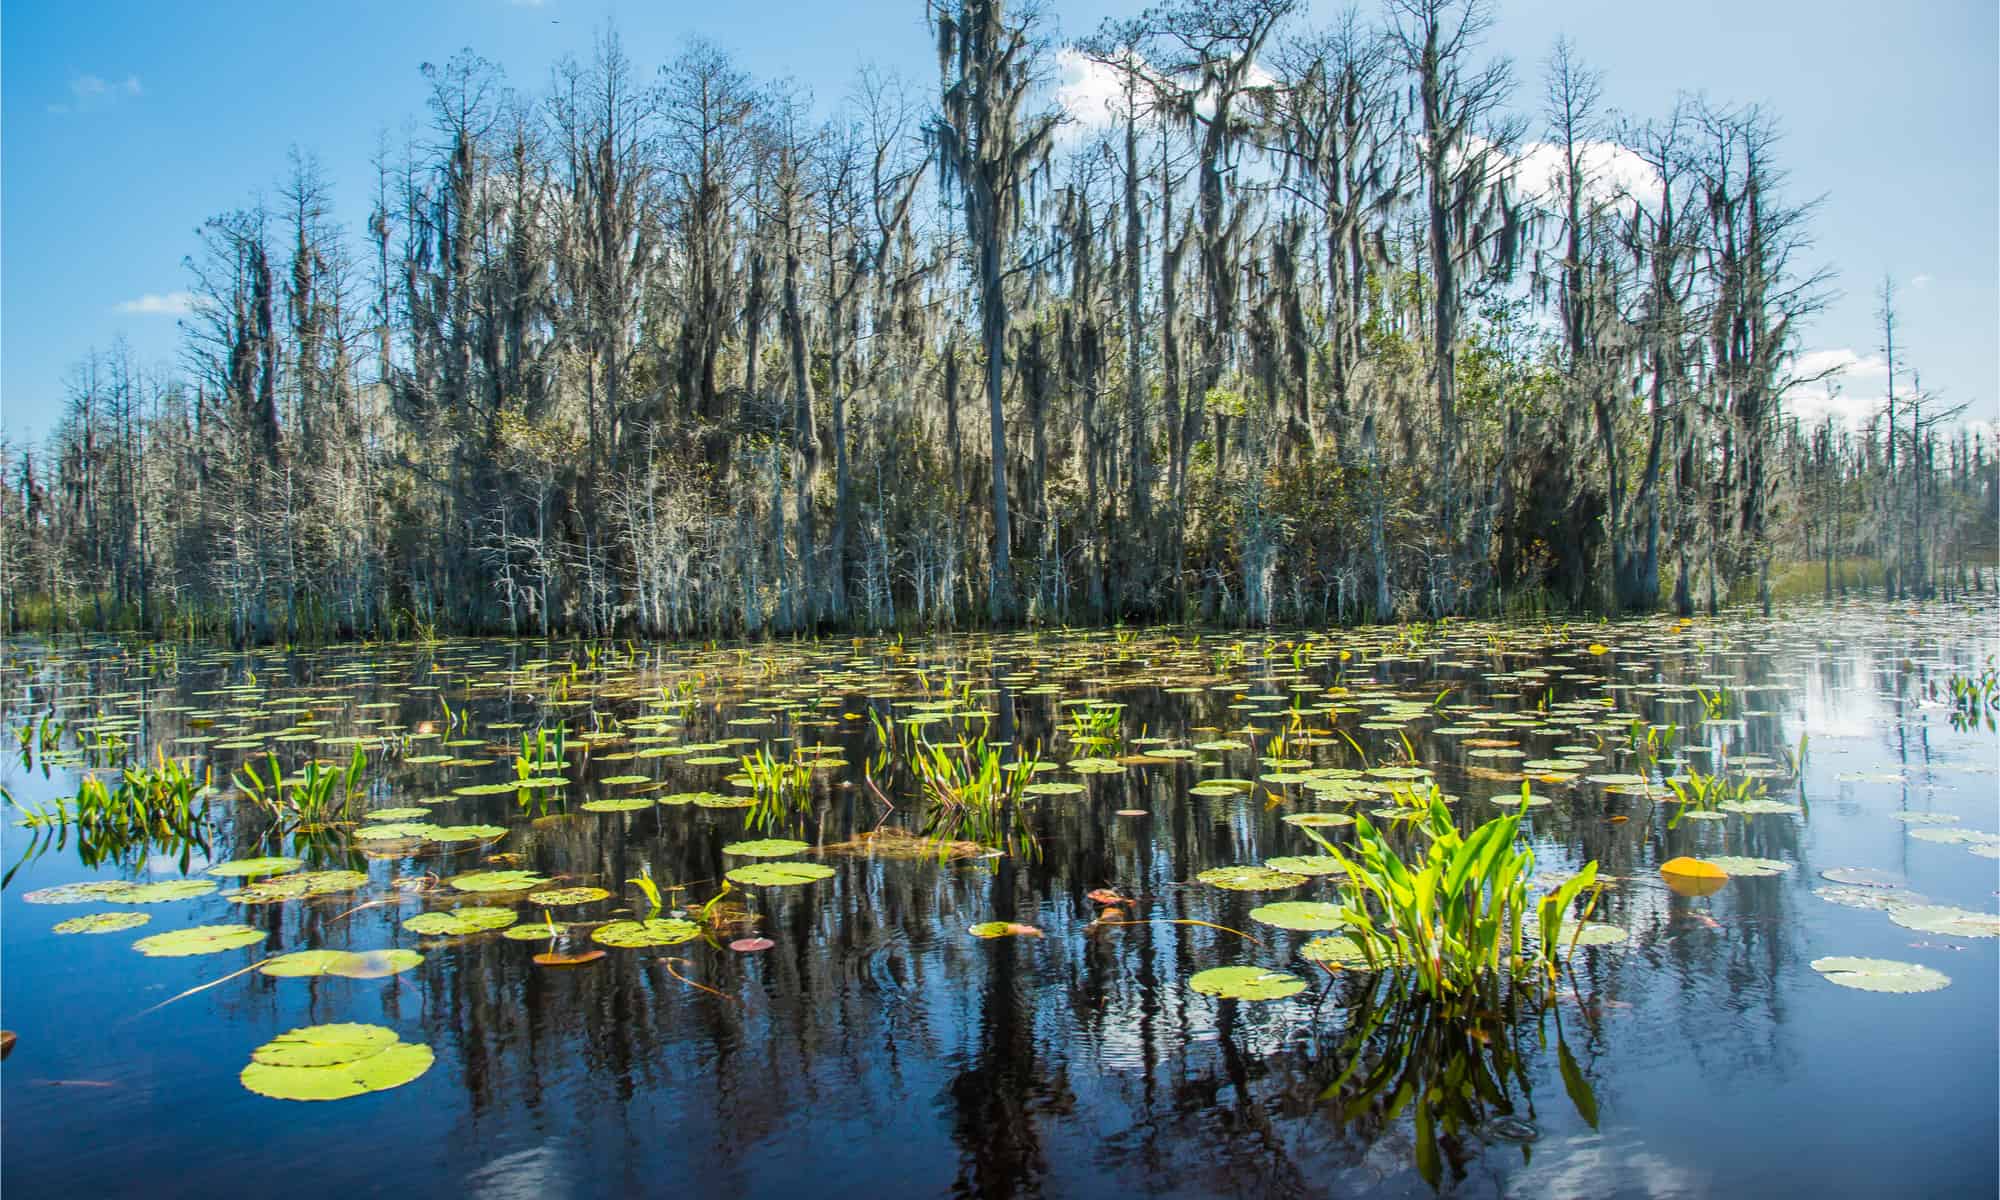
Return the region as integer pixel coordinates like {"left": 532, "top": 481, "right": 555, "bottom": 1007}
{"left": 52, "top": 911, "right": 150, "bottom": 934}
{"left": 1263, "top": 855, "right": 1346, "bottom": 877}
{"left": 725, "top": 862, "right": 835, "bottom": 887}
{"left": 523, "top": 887, "right": 609, "bottom": 906}
{"left": 1198, "top": 865, "right": 1307, "bottom": 892}
{"left": 260, "top": 949, "right": 424, "bottom": 979}
{"left": 133, "top": 924, "right": 266, "bottom": 957}
{"left": 404, "top": 907, "right": 517, "bottom": 936}
{"left": 227, "top": 870, "right": 368, "bottom": 905}
{"left": 1810, "top": 956, "right": 1950, "bottom": 993}
{"left": 1886, "top": 905, "right": 2000, "bottom": 938}
{"left": 580, "top": 797, "right": 655, "bottom": 813}
{"left": 1558, "top": 922, "right": 1629, "bottom": 946}
{"left": 110, "top": 880, "right": 219, "bottom": 904}
{"left": 448, "top": 870, "right": 549, "bottom": 893}
{"left": 206, "top": 857, "right": 303, "bottom": 878}
{"left": 1249, "top": 901, "right": 1348, "bottom": 931}
{"left": 1708, "top": 855, "right": 1793, "bottom": 878}
{"left": 722, "top": 839, "right": 811, "bottom": 858}
{"left": 421, "top": 824, "right": 509, "bottom": 843}
{"left": 1820, "top": 867, "right": 1904, "bottom": 888}
{"left": 1282, "top": 812, "right": 1355, "bottom": 829}
{"left": 241, "top": 1023, "right": 433, "bottom": 1101}
{"left": 353, "top": 822, "right": 434, "bottom": 842}
{"left": 22, "top": 882, "right": 134, "bottom": 905}
{"left": 1814, "top": 885, "right": 1928, "bottom": 911}
{"left": 969, "top": 922, "right": 1043, "bottom": 939}
{"left": 729, "top": 937, "right": 774, "bottom": 953}
{"left": 364, "top": 807, "right": 431, "bottom": 821}
{"left": 1188, "top": 965, "right": 1307, "bottom": 1001}
{"left": 592, "top": 918, "right": 701, "bottom": 948}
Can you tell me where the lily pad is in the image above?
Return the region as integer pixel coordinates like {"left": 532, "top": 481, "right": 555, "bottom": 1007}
{"left": 969, "top": 922, "right": 1043, "bottom": 938}
{"left": 722, "top": 839, "right": 812, "bottom": 858}
{"left": 1198, "top": 865, "right": 1308, "bottom": 892}
{"left": 726, "top": 861, "right": 835, "bottom": 887}
{"left": 1300, "top": 936, "right": 1408, "bottom": 969}
{"left": 420, "top": 824, "right": 509, "bottom": 843}
{"left": 1263, "top": 855, "right": 1346, "bottom": 877}
{"left": 1810, "top": 956, "right": 1950, "bottom": 993}
{"left": 1557, "top": 922, "right": 1629, "bottom": 946}
{"left": 580, "top": 797, "right": 656, "bottom": 813}
{"left": 1886, "top": 905, "right": 2000, "bottom": 938}
{"left": 22, "top": 881, "right": 135, "bottom": 905}
{"left": 592, "top": 918, "right": 701, "bottom": 947}
{"left": 206, "top": 857, "right": 303, "bottom": 878}
{"left": 1282, "top": 812, "right": 1356, "bottom": 829}
{"left": 404, "top": 907, "right": 518, "bottom": 936}
{"left": 260, "top": 949, "right": 424, "bottom": 978}
{"left": 133, "top": 923, "right": 267, "bottom": 957}
{"left": 109, "top": 880, "right": 219, "bottom": 904}
{"left": 1249, "top": 901, "right": 1348, "bottom": 931}
{"left": 449, "top": 870, "right": 549, "bottom": 894}
{"left": 241, "top": 1023, "right": 433, "bottom": 1101}
{"left": 364, "top": 807, "right": 432, "bottom": 821}
{"left": 1814, "top": 885, "right": 1929, "bottom": 911}
{"left": 1188, "top": 965, "right": 1308, "bottom": 1001}
{"left": 523, "top": 887, "right": 610, "bottom": 906}
{"left": 52, "top": 912, "right": 150, "bottom": 934}
{"left": 227, "top": 870, "right": 369, "bottom": 904}
{"left": 1708, "top": 855, "right": 1793, "bottom": 878}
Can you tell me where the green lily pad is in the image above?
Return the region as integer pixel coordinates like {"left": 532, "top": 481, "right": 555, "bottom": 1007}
{"left": 1263, "top": 855, "right": 1346, "bottom": 877}
{"left": 353, "top": 822, "right": 435, "bottom": 841}
{"left": 501, "top": 922, "right": 569, "bottom": 941}
{"left": 523, "top": 887, "right": 610, "bottom": 906}
{"left": 1198, "top": 865, "right": 1308, "bottom": 892}
{"left": 241, "top": 1024, "right": 433, "bottom": 1101}
{"left": 722, "top": 839, "right": 811, "bottom": 858}
{"left": 1188, "top": 965, "right": 1308, "bottom": 1001}
{"left": 1886, "top": 905, "right": 2000, "bottom": 938}
{"left": 726, "top": 861, "right": 836, "bottom": 887}
{"left": 1909, "top": 827, "right": 2000, "bottom": 846}
{"left": 364, "top": 807, "right": 431, "bottom": 821}
{"left": 53, "top": 911, "right": 150, "bottom": 934}
{"left": 260, "top": 949, "right": 424, "bottom": 978}
{"left": 1709, "top": 855, "right": 1793, "bottom": 878}
{"left": 968, "top": 921, "right": 1043, "bottom": 938}
{"left": 404, "top": 907, "right": 518, "bottom": 936}
{"left": 109, "top": 880, "right": 220, "bottom": 904}
{"left": 133, "top": 923, "right": 267, "bottom": 957}
{"left": 599, "top": 775, "right": 654, "bottom": 786}
{"left": 1282, "top": 812, "right": 1356, "bottom": 828}
{"left": 227, "top": 870, "right": 369, "bottom": 904}
{"left": 1716, "top": 798, "right": 1803, "bottom": 815}
{"left": 22, "top": 881, "right": 135, "bottom": 904}
{"left": 449, "top": 870, "right": 549, "bottom": 893}
{"left": 591, "top": 918, "right": 701, "bottom": 947}
{"left": 1025, "top": 780, "right": 1086, "bottom": 796}
{"left": 1300, "top": 935, "right": 1408, "bottom": 969}
{"left": 1557, "top": 921, "right": 1629, "bottom": 946}
{"left": 1810, "top": 956, "right": 1950, "bottom": 993}
{"left": 1249, "top": 901, "right": 1348, "bottom": 931}
{"left": 581, "top": 797, "right": 656, "bottom": 813}
{"left": 206, "top": 857, "right": 303, "bottom": 878}
{"left": 420, "top": 824, "right": 509, "bottom": 843}
{"left": 1814, "top": 884, "right": 1928, "bottom": 911}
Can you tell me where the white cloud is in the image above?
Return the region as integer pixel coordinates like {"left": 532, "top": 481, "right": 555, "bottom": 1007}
{"left": 53, "top": 73, "right": 142, "bottom": 115}
{"left": 114, "top": 291, "right": 196, "bottom": 316}
{"left": 1054, "top": 48, "right": 1134, "bottom": 132}
{"left": 1787, "top": 347, "right": 1893, "bottom": 428}
{"left": 1506, "top": 139, "right": 1660, "bottom": 210}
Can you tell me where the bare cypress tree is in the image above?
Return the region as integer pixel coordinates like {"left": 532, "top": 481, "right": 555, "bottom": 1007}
{"left": 928, "top": 0, "right": 1061, "bottom": 621}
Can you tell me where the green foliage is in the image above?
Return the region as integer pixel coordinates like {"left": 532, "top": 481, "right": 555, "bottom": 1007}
{"left": 1300, "top": 796, "right": 1598, "bottom": 1007}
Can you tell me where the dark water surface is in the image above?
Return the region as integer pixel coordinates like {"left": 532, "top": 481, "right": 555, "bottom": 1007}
{"left": 3, "top": 601, "right": 1996, "bottom": 1199}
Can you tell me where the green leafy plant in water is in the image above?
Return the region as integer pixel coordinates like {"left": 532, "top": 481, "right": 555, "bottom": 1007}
{"left": 7, "top": 749, "right": 217, "bottom": 884}
{"left": 1297, "top": 796, "right": 1599, "bottom": 1008}
{"left": 1664, "top": 765, "right": 1766, "bottom": 828}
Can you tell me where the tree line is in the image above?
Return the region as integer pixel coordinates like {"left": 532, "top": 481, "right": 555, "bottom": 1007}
{"left": 3, "top": 0, "right": 1993, "bottom": 642}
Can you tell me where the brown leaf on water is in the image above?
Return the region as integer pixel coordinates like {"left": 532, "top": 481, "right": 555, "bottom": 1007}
{"left": 1, "top": 1030, "right": 15, "bottom": 1060}
{"left": 533, "top": 950, "right": 606, "bottom": 967}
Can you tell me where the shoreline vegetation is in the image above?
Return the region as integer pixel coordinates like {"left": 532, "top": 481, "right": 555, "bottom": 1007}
{"left": 2, "top": 0, "right": 1994, "bottom": 645}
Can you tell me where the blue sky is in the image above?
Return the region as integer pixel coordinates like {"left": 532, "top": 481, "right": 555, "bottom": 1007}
{"left": 4, "top": 0, "right": 1994, "bottom": 441}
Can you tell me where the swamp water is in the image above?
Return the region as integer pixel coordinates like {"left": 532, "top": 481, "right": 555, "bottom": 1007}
{"left": 1, "top": 600, "right": 1995, "bottom": 1198}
